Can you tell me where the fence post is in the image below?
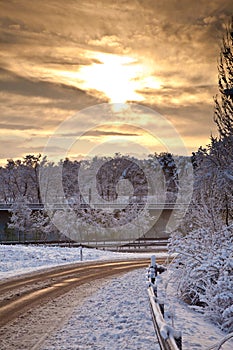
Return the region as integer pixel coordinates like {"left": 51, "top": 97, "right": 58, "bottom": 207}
{"left": 150, "top": 255, "right": 157, "bottom": 284}
{"left": 80, "top": 245, "right": 83, "bottom": 261}
{"left": 174, "top": 333, "right": 182, "bottom": 350}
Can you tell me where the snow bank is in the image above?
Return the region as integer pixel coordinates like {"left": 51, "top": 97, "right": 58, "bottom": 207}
{"left": 0, "top": 244, "right": 167, "bottom": 280}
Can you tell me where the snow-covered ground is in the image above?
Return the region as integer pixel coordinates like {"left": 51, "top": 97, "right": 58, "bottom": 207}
{"left": 42, "top": 268, "right": 233, "bottom": 350}
{"left": 0, "top": 244, "right": 166, "bottom": 280}
{"left": 0, "top": 244, "right": 232, "bottom": 349}
{"left": 42, "top": 269, "right": 158, "bottom": 350}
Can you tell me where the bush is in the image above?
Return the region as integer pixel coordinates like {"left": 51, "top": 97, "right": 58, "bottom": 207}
{"left": 169, "top": 225, "right": 233, "bottom": 332}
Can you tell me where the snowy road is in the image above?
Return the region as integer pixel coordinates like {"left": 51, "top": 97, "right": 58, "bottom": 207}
{"left": 0, "top": 258, "right": 160, "bottom": 350}
{"left": 0, "top": 258, "right": 152, "bottom": 328}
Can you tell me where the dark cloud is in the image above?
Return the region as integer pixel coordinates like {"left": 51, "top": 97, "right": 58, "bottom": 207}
{"left": 0, "top": 67, "right": 105, "bottom": 106}
{"left": 0, "top": 122, "right": 40, "bottom": 131}
{"left": 59, "top": 130, "right": 140, "bottom": 137}
{"left": 138, "top": 83, "right": 217, "bottom": 97}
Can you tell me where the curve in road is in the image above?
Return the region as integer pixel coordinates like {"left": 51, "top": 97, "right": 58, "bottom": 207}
{"left": 0, "top": 258, "right": 163, "bottom": 328}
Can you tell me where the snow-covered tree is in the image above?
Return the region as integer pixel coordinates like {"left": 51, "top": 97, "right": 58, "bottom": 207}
{"left": 62, "top": 158, "right": 81, "bottom": 204}
{"left": 8, "top": 197, "right": 32, "bottom": 242}
{"left": 23, "top": 154, "right": 42, "bottom": 203}
{"left": 168, "top": 16, "right": 233, "bottom": 333}
{"left": 30, "top": 210, "right": 59, "bottom": 242}
{"left": 214, "top": 16, "right": 233, "bottom": 138}
{"left": 0, "top": 154, "right": 43, "bottom": 204}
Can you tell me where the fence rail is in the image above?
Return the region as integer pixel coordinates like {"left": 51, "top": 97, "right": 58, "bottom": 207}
{"left": 147, "top": 256, "right": 182, "bottom": 350}
{"left": 0, "top": 202, "right": 188, "bottom": 211}
{"left": 0, "top": 239, "right": 169, "bottom": 254}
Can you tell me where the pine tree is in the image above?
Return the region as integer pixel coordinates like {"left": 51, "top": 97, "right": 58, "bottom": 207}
{"left": 214, "top": 16, "right": 233, "bottom": 138}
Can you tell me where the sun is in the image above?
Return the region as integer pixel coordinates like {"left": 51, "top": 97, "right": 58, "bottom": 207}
{"left": 76, "top": 53, "right": 142, "bottom": 103}
{"left": 77, "top": 52, "right": 161, "bottom": 104}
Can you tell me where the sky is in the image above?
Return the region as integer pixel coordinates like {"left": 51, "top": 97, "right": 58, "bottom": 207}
{"left": 0, "top": 0, "right": 233, "bottom": 164}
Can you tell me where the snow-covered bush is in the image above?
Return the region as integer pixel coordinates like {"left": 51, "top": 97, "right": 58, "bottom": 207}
{"left": 169, "top": 225, "right": 233, "bottom": 332}
{"left": 205, "top": 256, "right": 233, "bottom": 332}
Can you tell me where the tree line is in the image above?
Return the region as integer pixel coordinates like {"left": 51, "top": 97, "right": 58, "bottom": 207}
{"left": 0, "top": 152, "right": 186, "bottom": 242}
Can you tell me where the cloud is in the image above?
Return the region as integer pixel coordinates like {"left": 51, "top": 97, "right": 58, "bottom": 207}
{"left": 59, "top": 130, "right": 139, "bottom": 137}
{"left": 0, "top": 0, "right": 232, "bottom": 163}
{"left": 0, "top": 67, "right": 105, "bottom": 106}
{"left": 0, "top": 122, "right": 41, "bottom": 131}
{"left": 84, "top": 130, "right": 139, "bottom": 137}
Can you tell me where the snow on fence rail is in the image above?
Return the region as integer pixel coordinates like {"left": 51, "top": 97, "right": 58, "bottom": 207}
{"left": 147, "top": 255, "right": 182, "bottom": 350}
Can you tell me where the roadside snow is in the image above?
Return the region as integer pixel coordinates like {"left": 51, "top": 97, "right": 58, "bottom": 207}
{"left": 42, "top": 269, "right": 233, "bottom": 350}
{"left": 159, "top": 270, "right": 233, "bottom": 350}
{"left": 0, "top": 244, "right": 167, "bottom": 280}
{"left": 42, "top": 269, "right": 160, "bottom": 350}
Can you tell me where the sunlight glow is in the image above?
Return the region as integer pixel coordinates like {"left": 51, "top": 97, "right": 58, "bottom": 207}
{"left": 76, "top": 52, "right": 162, "bottom": 103}
{"left": 78, "top": 53, "right": 143, "bottom": 103}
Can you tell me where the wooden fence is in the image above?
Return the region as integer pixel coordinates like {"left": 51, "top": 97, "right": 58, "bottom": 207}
{"left": 147, "top": 255, "right": 182, "bottom": 350}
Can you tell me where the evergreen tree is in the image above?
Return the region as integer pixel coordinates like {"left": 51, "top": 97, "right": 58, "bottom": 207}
{"left": 214, "top": 16, "right": 233, "bottom": 138}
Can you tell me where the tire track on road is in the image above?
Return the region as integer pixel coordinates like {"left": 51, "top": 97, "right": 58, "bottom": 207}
{"left": 0, "top": 258, "right": 158, "bottom": 328}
